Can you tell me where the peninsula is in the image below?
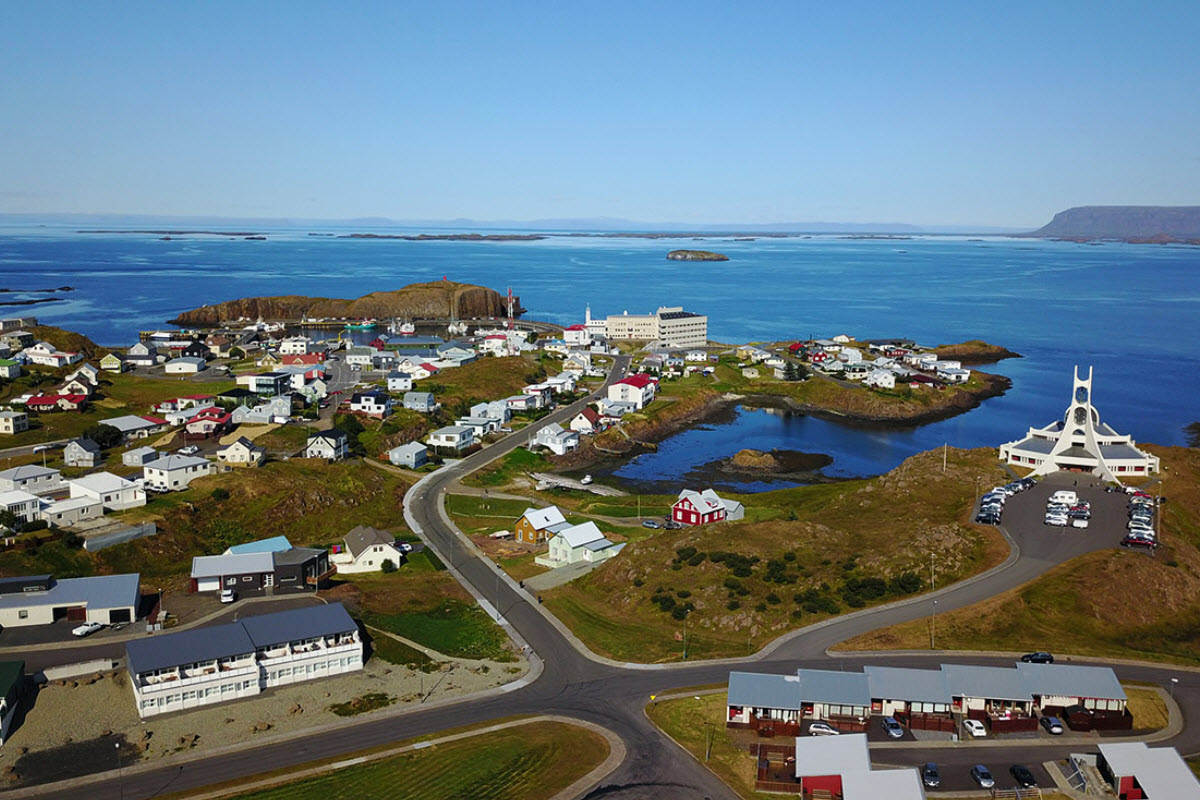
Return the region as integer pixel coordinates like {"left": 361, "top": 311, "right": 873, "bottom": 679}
{"left": 1019, "top": 205, "right": 1200, "bottom": 244}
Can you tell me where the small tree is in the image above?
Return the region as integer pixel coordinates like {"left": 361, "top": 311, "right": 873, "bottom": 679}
{"left": 83, "top": 423, "right": 123, "bottom": 450}
{"left": 211, "top": 487, "right": 230, "bottom": 501}
{"left": 380, "top": 559, "right": 397, "bottom": 574}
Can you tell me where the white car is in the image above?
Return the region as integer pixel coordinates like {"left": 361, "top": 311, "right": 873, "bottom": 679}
{"left": 72, "top": 621, "right": 105, "bottom": 637}
{"left": 963, "top": 719, "right": 987, "bottom": 737}
{"left": 178, "top": 445, "right": 200, "bottom": 456}
{"left": 1071, "top": 518, "right": 1089, "bottom": 528}
{"left": 1044, "top": 515, "right": 1069, "bottom": 527}
{"left": 807, "top": 722, "right": 840, "bottom": 736}
{"left": 220, "top": 589, "right": 237, "bottom": 604}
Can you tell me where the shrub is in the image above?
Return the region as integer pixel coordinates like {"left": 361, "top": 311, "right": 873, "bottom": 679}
{"left": 754, "top": 602, "right": 767, "bottom": 612}
{"left": 766, "top": 593, "right": 781, "bottom": 605}
{"left": 727, "top": 600, "right": 741, "bottom": 610}
{"left": 687, "top": 552, "right": 707, "bottom": 567}
{"left": 783, "top": 551, "right": 797, "bottom": 562}
{"left": 887, "top": 572, "right": 922, "bottom": 595}
{"left": 675, "top": 546, "right": 697, "bottom": 562}
{"left": 633, "top": 577, "right": 644, "bottom": 587}
{"left": 676, "top": 590, "right": 691, "bottom": 599}
{"left": 671, "top": 606, "right": 689, "bottom": 620}
{"left": 211, "top": 488, "right": 230, "bottom": 501}
{"left": 380, "top": 559, "right": 397, "bottom": 574}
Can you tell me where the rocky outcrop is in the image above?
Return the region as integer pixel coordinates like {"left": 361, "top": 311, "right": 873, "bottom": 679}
{"left": 169, "top": 282, "right": 520, "bottom": 327}
{"left": 930, "top": 340, "right": 1021, "bottom": 364}
{"left": 667, "top": 249, "right": 729, "bottom": 261}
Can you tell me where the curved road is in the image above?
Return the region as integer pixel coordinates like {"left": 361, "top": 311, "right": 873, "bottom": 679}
{"left": 17, "top": 356, "right": 1200, "bottom": 799}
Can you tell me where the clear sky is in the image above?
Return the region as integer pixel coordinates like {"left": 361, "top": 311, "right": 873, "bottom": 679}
{"left": 2, "top": 1, "right": 1198, "bottom": 228}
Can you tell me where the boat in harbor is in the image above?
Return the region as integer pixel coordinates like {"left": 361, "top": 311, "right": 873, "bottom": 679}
{"left": 344, "top": 318, "right": 377, "bottom": 330}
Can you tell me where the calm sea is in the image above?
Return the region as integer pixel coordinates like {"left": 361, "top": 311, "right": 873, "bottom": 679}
{"left": 1, "top": 225, "right": 1196, "bottom": 487}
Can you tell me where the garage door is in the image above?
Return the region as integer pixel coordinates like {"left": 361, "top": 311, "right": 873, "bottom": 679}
{"left": 66, "top": 606, "right": 87, "bottom": 621}
{"left": 109, "top": 608, "right": 132, "bottom": 624}
{"left": 196, "top": 578, "right": 220, "bottom": 592}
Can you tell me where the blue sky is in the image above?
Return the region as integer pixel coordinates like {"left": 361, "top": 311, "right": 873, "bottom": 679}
{"left": 2, "top": 1, "right": 1197, "bottom": 227}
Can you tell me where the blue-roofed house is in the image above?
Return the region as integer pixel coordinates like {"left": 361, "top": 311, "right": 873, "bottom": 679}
{"left": 126, "top": 602, "right": 362, "bottom": 718}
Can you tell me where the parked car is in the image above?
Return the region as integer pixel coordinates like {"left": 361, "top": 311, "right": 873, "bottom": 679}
{"left": 1071, "top": 518, "right": 1090, "bottom": 529}
{"left": 641, "top": 520, "right": 661, "bottom": 529}
{"left": 1010, "top": 764, "right": 1037, "bottom": 788}
{"left": 881, "top": 717, "right": 905, "bottom": 739}
{"left": 1021, "top": 651, "right": 1054, "bottom": 663}
{"left": 807, "top": 722, "right": 839, "bottom": 736}
{"left": 1004, "top": 482, "right": 1024, "bottom": 494}
{"left": 975, "top": 512, "right": 1001, "bottom": 525}
{"left": 72, "top": 621, "right": 105, "bottom": 637}
{"left": 1040, "top": 716, "right": 1065, "bottom": 734}
{"left": 1122, "top": 535, "right": 1157, "bottom": 549}
{"left": 1044, "top": 515, "right": 1069, "bottom": 527}
{"left": 970, "top": 764, "right": 996, "bottom": 789}
{"left": 921, "top": 762, "right": 940, "bottom": 788}
{"left": 963, "top": 719, "right": 987, "bottom": 737}
{"left": 178, "top": 445, "right": 200, "bottom": 455}
{"left": 220, "top": 589, "right": 237, "bottom": 604}
{"left": 397, "top": 542, "right": 414, "bottom": 553}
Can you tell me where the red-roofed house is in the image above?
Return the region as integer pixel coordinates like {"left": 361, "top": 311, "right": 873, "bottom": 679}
{"left": 185, "top": 408, "right": 233, "bottom": 438}
{"left": 280, "top": 354, "right": 325, "bottom": 368}
{"left": 570, "top": 407, "right": 604, "bottom": 434}
{"left": 563, "top": 323, "right": 591, "bottom": 346}
{"left": 607, "top": 374, "right": 657, "bottom": 410}
{"left": 26, "top": 394, "right": 89, "bottom": 413}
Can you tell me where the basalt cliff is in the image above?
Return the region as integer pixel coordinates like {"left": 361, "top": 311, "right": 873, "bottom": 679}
{"left": 169, "top": 281, "right": 521, "bottom": 327}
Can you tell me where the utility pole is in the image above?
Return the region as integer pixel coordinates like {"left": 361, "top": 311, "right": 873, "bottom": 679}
{"left": 931, "top": 599, "right": 937, "bottom": 650}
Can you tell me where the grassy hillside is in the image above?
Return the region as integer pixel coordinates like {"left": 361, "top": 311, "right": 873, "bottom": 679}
{"left": 544, "top": 447, "right": 1010, "bottom": 662}
{"left": 839, "top": 445, "right": 1200, "bottom": 664}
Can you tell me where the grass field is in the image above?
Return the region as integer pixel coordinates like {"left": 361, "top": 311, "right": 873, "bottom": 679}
{"left": 462, "top": 448, "right": 551, "bottom": 488}
{"left": 541, "top": 447, "right": 1010, "bottom": 662}
{"left": 646, "top": 692, "right": 773, "bottom": 799}
{"left": 229, "top": 720, "right": 608, "bottom": 800}
{"left": 425, "top": 355, "right": 541, "bottom": 412}
{"left": 837, "top": 446, "right": 1200, "bottom": 666}
{"left": 1125, "top": 687, "right": 1169, "bottom": 731}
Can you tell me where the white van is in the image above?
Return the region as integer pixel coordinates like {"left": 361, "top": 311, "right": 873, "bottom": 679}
{"left": 1050, "top": 490, "right": 1078, "bottom": 505}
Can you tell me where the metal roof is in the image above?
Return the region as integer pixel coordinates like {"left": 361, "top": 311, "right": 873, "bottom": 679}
{"left": 0, "top": 574, "right": 139, "bottom": 613}
{"left": 271, "top": 547, "right": 325, "bottom": 566}
{"left": 147, "top": 454, "right": 210, "bottom": 471}
{"left": 1100, "top": 443, "right": 1147, "bottom": 460}
{"left": 191, "top": 552, "right": 274, "bottom": 579}
{"left": 793, "top": 734, "right": 870, "bottom": 778}
{"left": 727, "top": 671, "right": 802, "bottom": 709}
{"left": 226, "top": 536, "right": 293, "bottom": 555}
{"left": 239, "top": 603, "right": 357, "bottom": 648}
{"left": 343, "top": 526, "right": 394, "bottom": 559}
{"left": 126, "top": 621, "right": 255, "bottom": 676}
{"left": 865, "top": 665, "right": 952, "bottom": 704}
{"left": 69, "top": 472, "right": 138, "bottom": 494}
{"left": 1099, "top": 743, "right": 1200, "bottom": 798}
{"left": 0, "top": 465, "right": 60, "bottom": 482}
{"left": 941, "top": 664, "right": 1031, "bottom": 702}
{"left": 522, "top": 506, "right": 567, "bottom": 531}
{"left": 1016, "top": 662, "right": 1126, "bottom": 701}
{"left": 100, "top": 415, "right": 159, "bottom": 433}
{"left": 796, "top": 668, "right": 872, "bottom": 707}
{"left": 556, "top": 522, "right": 607, "bottom": 549}
{"left": 840, "top": 768, "right": 926, "bottom": 799}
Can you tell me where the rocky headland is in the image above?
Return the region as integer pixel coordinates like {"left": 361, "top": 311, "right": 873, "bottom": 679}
{"left": 1018, "top": 206, "right": 1200, "bottom": 244}
{"left": 930, "top": 340, "right": 1022, "bottom": 364}
{"left": 169, "top": 281, "right": 521, "bottom": 327}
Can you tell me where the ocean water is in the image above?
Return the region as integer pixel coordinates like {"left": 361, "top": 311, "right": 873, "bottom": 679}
{"left": 1, "top": 225, "right": 1196, "bottom": 486}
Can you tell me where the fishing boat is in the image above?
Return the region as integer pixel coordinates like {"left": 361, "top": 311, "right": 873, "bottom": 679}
{"left": 343, "top": 318, "right": 377, "bottom": 330}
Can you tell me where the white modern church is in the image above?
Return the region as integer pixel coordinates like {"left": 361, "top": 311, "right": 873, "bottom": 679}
{"left": 999, "top": 366, "right": 1160, "bottom": 482}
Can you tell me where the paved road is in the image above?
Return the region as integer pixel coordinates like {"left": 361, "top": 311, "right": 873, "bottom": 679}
{"left": 17, "top": 358, "right": 1200, "bottom": 799}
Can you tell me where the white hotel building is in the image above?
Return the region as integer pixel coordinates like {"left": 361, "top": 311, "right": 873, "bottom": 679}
{"left": 125, "top": 603, "right": 362, "bottom": 718}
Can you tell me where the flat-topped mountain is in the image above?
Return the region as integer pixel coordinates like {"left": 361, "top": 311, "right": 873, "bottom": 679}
{"left": 1023, "top": 206, "right": 1200, "bottom": 241}
{"left": 169, "top": 281, "right": 520, "bottom": 326}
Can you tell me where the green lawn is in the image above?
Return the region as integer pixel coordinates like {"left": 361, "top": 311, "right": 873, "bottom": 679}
{"left": 362, "top": 597, "right": 513, "bottom": 661}
{"left": 230, "top": 720, "right": 608, "bottom": 800}
{"left": 463, "top": 448, "right": 550, "bottom": 488}
{"left": 368, "top": 633, "right": 436, "bottom": 670}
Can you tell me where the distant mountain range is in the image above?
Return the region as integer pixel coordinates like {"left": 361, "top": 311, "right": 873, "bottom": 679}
{"left": 1021, "top": 206, "right": 1200, "bottom": 241}
{"left": 0, "top": 212, "right": 1020, "bottom": 235}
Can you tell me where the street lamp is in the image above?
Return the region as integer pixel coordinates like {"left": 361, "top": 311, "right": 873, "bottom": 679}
{"left": 115, "top": 741, "right": 123, "bottom": 800}
{"left": 683, "top": 609, "right": 691, "bottom": 661}
{"left": 930, "top": 600, "right": 938, "bottom": 650}
{"left": 1171, "top": 677, "right": 1179, "bottom": 700}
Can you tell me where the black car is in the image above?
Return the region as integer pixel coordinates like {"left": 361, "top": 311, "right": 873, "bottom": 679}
{"left": 1020, "top": 651, "right": 1054, "bottom": 664}
{"left": 1010, "top": 764, "right": 1037, "bottom": 788}
{"left": 921, "top": 762, "right": 940, "bottom": 788}
{"left": 975, "top": 512, "right": 1001, "bottom": 525}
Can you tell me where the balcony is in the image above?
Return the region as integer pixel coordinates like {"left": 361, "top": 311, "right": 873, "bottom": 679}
{"left": 138, "top": 661, "right": 257, "bottom": 693}
{"left": 257, "top": 639, "right": 360, "bottom": 667}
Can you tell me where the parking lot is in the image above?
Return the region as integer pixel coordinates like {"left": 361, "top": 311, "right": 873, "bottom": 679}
{"left": 979, "top": 473, "right": 1140, "bottom": 565}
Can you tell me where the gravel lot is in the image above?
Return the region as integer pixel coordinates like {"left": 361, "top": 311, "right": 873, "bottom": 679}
{"left": 1, "top": 652, "right": 528, "bottom": 770}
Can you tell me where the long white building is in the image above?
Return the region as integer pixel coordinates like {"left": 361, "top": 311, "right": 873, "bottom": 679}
{"left": 999, "top": 366, "right": 1159, "bottom": 482}
{"left": 592, "top": 306, "right": 708, "bottom": 348}
{"left": 125, "top": 603, "right": 363, "bottom": 718}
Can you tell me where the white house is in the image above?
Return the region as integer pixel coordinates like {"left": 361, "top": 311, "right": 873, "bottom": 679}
{"left": 305, "top": 429, "right": 349, "bottom": 461}
{"left": 125, "top": 342, "right": 159, "bottom": 368}
{"left": 278, "top": 336, "right": 314, "bottom": 355}
{"left": 937, "top": 366, "right": 970, "bottom": 384}
{"left": 570, "top": 408, "right": 604, "bottom": 434}
{"left": 607, "top": 374, "right": 656, "bottom": 410}
{"left": 68, "top": 472, "right": 147, "bottom": 511}
{"left": 863, "top": 369, "right": 896, "bottom": 390}
{"left": 40, "top": 496, "right": 104, "bottom": 527}
{"left": 403, "top": 392, "right": 438, "bottom": 413}
{"left": 0, "top": 412, "right": 28, "bottom": 438}
{"left": 330, "top": 526, "right": 407, "bottom": 574}
{"left": 0, "top": 491, "right": 42, "bottom": 525}
{"left": 63, "top": 437, "right": 102, "bottom": 468}
{"left": 536, "top": 522, "right": 621, "bottom": 567}
{"left": 143, "top": 455, "right": 212, "bottom": 492}
{"left": 0, "top": 465, "right": 65, "bottom": 496}
{"left": 469, "top": 400, "right": 511, "bottom": 423}
{"left": 165, "top": 357, "right": 206, "bottom": 375}
{"left": 217, "top": 436, "right": 266, "bottom": 467}
{"left": 427, "top": 426, "right": 474, "bottom": 452}
{"left": 386, "top": 371, "right": 413, "bottom": 392}
{"left": 534, "top": 423, "right": 579, "bottom": 456}
{"left": 23, "top": 342, "right": 83, "bottom": 368}
{"left": 349, "top": 390, "right": 391, "bottom": 418}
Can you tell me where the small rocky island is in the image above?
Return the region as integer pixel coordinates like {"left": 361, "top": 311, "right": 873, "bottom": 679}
{"left": 667, "top": 249, "right": 729, "bottom": 262}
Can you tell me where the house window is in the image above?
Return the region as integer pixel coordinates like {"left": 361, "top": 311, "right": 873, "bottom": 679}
{"left": 242, "top": 576, "right": 253, "bottom": 582}
{"left": 18, "top": 610, "right": 27, "bottom": 619}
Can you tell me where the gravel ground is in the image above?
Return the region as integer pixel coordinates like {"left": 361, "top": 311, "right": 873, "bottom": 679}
{"left": 1, "top": 653, "right": 528, "bottom": 769}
